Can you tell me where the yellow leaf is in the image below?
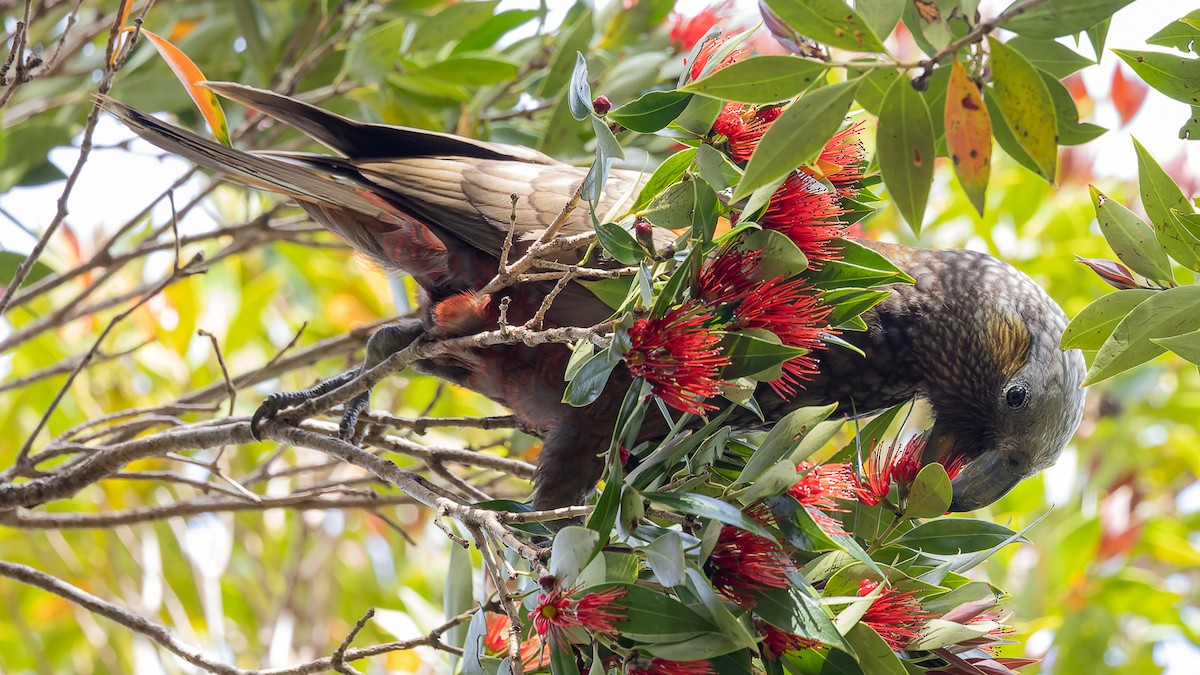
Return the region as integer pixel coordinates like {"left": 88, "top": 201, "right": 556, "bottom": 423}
{"left": 944, "top": 60, "right": 992, "bottom": 216}
{"left": 140, "top": 29, "right": 231, "bottom": 146}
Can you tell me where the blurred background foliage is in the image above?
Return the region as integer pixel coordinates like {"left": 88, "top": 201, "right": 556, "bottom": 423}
{"left": 1, "top": 0, "right": 1199, "bottom": 673}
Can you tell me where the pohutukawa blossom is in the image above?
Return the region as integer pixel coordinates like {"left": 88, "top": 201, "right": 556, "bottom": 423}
{"left": 529, "top": 584, "right": 626, "bottom": 639}
{"left": 787, "top": 461, "right": 864, "bottom": 534}
{"left": 706, "top": 525, "right": 794, "bottom": 606}
{"left": 668, "top": 0, "right": 735, "bottom": 51}
{"left": 698, "top": 248, "right": 760, "bottom": 306}
{"left": 624, "top": 304, "right": 729, "bottom": 415}
{"left": 482, "top": 613, "right": 549, "bottom": 668}
{"left": 626, "top": 656, "right": 717, "bottom": 675}
{"left": 816, "top": 121, "right": 868, "bottom": 197}
{"left": 858, "top": 435, "right": 927, "bottom": 506}
{"left": 729, "top": 275, "right": 833, "bottom": 397}
{"left": 687, "top": 34, "right": 749, "bottom": 81}
{"left": 761, "top": 171, "right": 849, "bottom": 269}
{"left": 713, "top": 103, "right": 783, "bottom": 163}
{"left": 757, "top": 619, "right": 826, "bottom": 659}
{"left": 857, "top": 579, "right": 932, "bottom": 651}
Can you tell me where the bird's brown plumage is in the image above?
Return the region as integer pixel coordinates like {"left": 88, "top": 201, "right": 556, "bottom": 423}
{"left": 103, "top": 83, "right": 1086, "bottom": 512}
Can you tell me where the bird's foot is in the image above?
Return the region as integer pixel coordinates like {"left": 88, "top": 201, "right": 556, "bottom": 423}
{"left": 250, "top": 370, "right": 357, "bottom": 441}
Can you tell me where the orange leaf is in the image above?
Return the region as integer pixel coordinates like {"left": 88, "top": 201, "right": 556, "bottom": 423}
{"left": 944, "top": 60, "right": 992, "bottom": 216}
{"left": 115, "top": 0, "right": 134, "bottom": 30}
{"left": 140, "top": 29, "right": 231, "bottom": 146}
{"left": 1111, "top": 64, "right": 1148, "bottom": 127}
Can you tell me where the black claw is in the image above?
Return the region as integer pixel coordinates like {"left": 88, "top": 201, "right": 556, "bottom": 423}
{"left": 250, "top": 370, "right": 359, "bottom": 441}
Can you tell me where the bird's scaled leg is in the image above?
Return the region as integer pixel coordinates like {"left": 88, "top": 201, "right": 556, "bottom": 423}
{"left": 249, "top": 320, "right": 425, "bottom": 442}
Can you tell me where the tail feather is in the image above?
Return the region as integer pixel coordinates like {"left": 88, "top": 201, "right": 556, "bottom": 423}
{"left": 99, "top": 95, "right": 384, "bottom": 218}
{"left": 201, "top": 81, "right": 558, "bottom": 165}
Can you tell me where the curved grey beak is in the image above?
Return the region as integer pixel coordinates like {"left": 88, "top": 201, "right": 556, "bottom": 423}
{"left": 920, "top": 426, "right": 1021, "bottom": 512}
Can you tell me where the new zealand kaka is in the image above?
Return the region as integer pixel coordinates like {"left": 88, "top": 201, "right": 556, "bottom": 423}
{"left": 103, "top": 83, "right": 1086, "bottom": 513}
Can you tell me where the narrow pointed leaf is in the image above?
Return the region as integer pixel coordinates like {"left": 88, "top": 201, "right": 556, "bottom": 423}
{"left": 1153, "top": 328, "right": 1200, "bottom": 366}
{"left": 609, "top": 91, "right": 693, "bottom": 132}
{"left": 987, "top": 36, "right": 1058, "bottom": 182}
{"left": 1090, "top": 185, "right": 1174, "bottom": 282}
{"left": 682, "top": 55, "right": 827, "bottom": 103}
{"left": 877, "top": 77, "right": 935, "bottom": 232}
{"left": 1061, "top": 289, "right": 1156, "bottom": 350}
{"left": 944, "top": 61, "right": 991, "bottom": 215}
{"left": 1001, "top": 0, "right": 1136, "bottom": 38}
{"left": 141, "top": 30, "right": 230, "bottom": 146}
{"left": 1113, "top": 49, "right": 1200, "bottom": 105}
{"left": 1085, "top": 284, "right": 1200, "bottom": 385}
{"left": 763, "top": 0, "right": 886, "bottom": 52}
{"left": 1133, "top": 137, "right": 1198, "bottom": 269}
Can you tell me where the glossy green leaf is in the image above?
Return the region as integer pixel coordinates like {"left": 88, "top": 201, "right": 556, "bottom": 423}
{"left": 1153, "top": 328, "right": 1200, "bottom": 365}
{"left": 643, "top": 182, "right": 696, "bottom": 231}
{"left": 594, "top": 221, "right": 643, "bottom": 265}
{"left": 1165, "top": 211, "right": 1200, "bottom": 271}
{"left": 732, "top": 79, "right": 861, "bottom": 201}
{"left": 895, "top": 519, "right": 1023, "bottom": 555}
{"left": 1133, "top": 137, "right": 1197, "bottom": 264}
{"left": 1042, "top": 71, "right": 1107, "bottom": 146}
{"left": 1006, "top": 36, "right": 1095, "bottom": 78}
{"left": 752, "top": 584, "right": 851, "bottom": 652}
{"left": 1148, "top": 11, "right": 1200, "bottom": 52}
{"left": 785, "top": 648, "right": 866, "bottom": 675}
{"left": 682, "top": 55, "right": 827, "bottom": 104}
{"left": 988, "top": 36, "right": 1058, "bottom": 181}
{"left": 763, "top": 0, "right": 886, "bottom": 52}
{"left": 722, "top": 329, "right": 808, "bottom": 380}
{"left": 609, "top": 91, "right": 693, "bottom": 133}
{"left": 644, "top": 492, "right": 776, "bottom": 540}
{"left": 1086, "top": 284, "right": 1200, "bottom": 385}
{"left": 845, "top": 623, "right": 908, "bottom": 675}
{"left": 852, "top": 67, "right": 901, "bottom": 117}
{"left": 807, "top": 239, "right": 914, "bottom": 290}
{"left": 640, "top": 531, "right": 685, "bottom": 587}
{"left": 742, "top": 460, "right": 800, "bottom": 502}
{"left": 695, "top": 144, "right": 743, "bottom": 192}
{"left": 1113, "top": 49, "right": 1200, "bottom": 106}
{"left": 823, "top": 288, "right": 890, "bottom": 329}
{"left": 1061, "top": 289, "right": 1157, "bottom": 350}
{"left": 1002, "top": 0, "right": 1136, "bottom": 38}
{"left": 587, "top": 456, "right": 623, "bottom": 538}
{"left": 1090, "top": 185, "right": 1174, "bottom": 282}
{"left": 877, "top": 76, "right": 936, "bottom": 232}
{"left": 607, "top": 583, "right": 719, "bottom": 640}
{"left": 631, "top": 147, "right": 696, "bottom": 214}
{"left": 903, "top": 463, "right": 952, "bottom": 519}
{"left": 738, "top": 404, "right": 838, "bottom": 484}
{"left": 740, "top": 228, "right": 809, "bottom": 278}
{"left": 549, "top": 628, "right": 581, "bottom": 675}
{"left": 563, "top": 347, "right": 620, "bottom": 406}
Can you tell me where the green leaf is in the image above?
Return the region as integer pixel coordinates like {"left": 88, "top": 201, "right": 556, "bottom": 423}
{"left": 1165, "top": 211, "right": 1200, "bottom": 271}
{"left": 1090, "top": 185, "right": 1175, "bottom": 282}
{"left": 683, "top": 55, "right": 827, "bottom": 104}
{"left": 409, "top": 1, "right": 499, "bottom": 53}
{"left": 1133, "top": 137, "right": 1197, "bottom": 263}
{"left": 785, "top": 648, "right": 866, "bottom": 675}
{"left": 1006, "top": 36, "right": 1095, "bottom": 78}
{"left": 856, "top": 0, "right": 905, "bottom": 41}
{"left": 550, "top": 526, "right": 602, "bottom": 584}
{"left": 549, "top": 628, "right": 581, "bottom": 675}
{"left": 906, "top": 618, "right": 997, "bottom": 651}
{"left": 738, "top": 404, "right": 838, "bottom": 485}
{"left": 828, "top": 401, "right": 907, "bottom": 466}
{"left": 1148, "top": 11, "right": 1200, "bottom": 53}
{"left": 445, "top": 534, "right": 474, "bottom": 660}
{"left": 563, "top": 348, "right": 620, "bottom": 406}
{"left": 806, "top": 239, "right": 914, "bottom": 291}
{"left": 582, "top": 276, "right": 636, "bottom": 309}
{"left": 722, "top": 330, "right": 808, "bottom": 380}
{"left": 568, "top": 52, "right": 593, "bottom": 121}
{"left": 595, "top": 221, "right": 643, "bottom": 265}
{"left": 763, "top": 0, "right": 886, "bottom": 52}
{"left": 877, "top": 76, "right": 935, "bottom": 233}
{"left": 742, "top": 460, "right": 801, "bottom": 502}
{"left": 632, "top": 147, "right": 696, "bottom": 214}
{"left": 696, "top": 144, "right": 743, "bottom": 192}
{"left": 1061, "top": 289, "right": 1157, "bottom": 350}
{"left": 984, "top": 86, "right": 1042, "bottom": 177}
{"left": 1001, "top": 0, "right": 1136, "bottom": 38}
{"left": 903, "top": 463, "right": 952, "bottom": 519}
{"left": 539, "top": 9, "right": 594, "bottom": 98}
{"left": 1112, "top": 49, "right": 1200, "bottom": 106}
{"left": 608, "top": 583, "right": 719, "bottom": 640}
{"left": 1183, "top": 106, "right": 1200, "bottom": 140}
{"left": 987, "top": 36, "right": 1058, "bottom": 181}
{"left": 644, "top": 492, "right": 776, "bottom": 540}
{"left": 609, "top": 91, "right": 693, "bottom": 133}
{"left": 1041, "top": 71, "right": 1107, "bottom": 146}
{"left": 459, "top": 610, "right": 487, "bottom": 675}
{"left": 845, "top": 623, "right": 908, "bottom": 675}
{"left": 1153, "top": 328, "right": 1200, "bottom": 366}
{"left": 732, "top": 80, "right": 861, "bottom": 201}
{"left": 852, "top": 67, "right": 901, "bottom": 117}
{"left": 643, "top": 182, "right": 696, "bottom": 231}
{"left": 640, "top": 531, "right": 686, "bottom": 587}
{"left": 0, "top": 252, "right": 55, "bottom": 289}
{"left": 896, "top": 519, "right": 1023, "bottom": 555}
{"left": 417, "top": 56, "right": 520, "bottom": 86}
{"left": 1085, "top": 284, "right": 1200, "bottom": 385}
{"left": 1087, "top": 16, "right": 1111, "bottom": 57}
{"left": 739, "top": 228, "right": 809, "bottom": 278}
{"left": 822, "top": 288, "right": 891, "bottom": 329}
{"left": 587, "top": 457, "right": 624, "bottom": 537}
{"left": 751, "top": 584, "right": 851, "bottom": 652}
{"left": 452, "top": 9, "right": 539, "bottom": 54}
{"left": 673, "top": 91, "right": 725, "bottom": 136}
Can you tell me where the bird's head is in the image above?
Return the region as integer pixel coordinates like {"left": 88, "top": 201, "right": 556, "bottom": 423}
{"left": 914, "top": 253, "right": 1087, "bottom": 512}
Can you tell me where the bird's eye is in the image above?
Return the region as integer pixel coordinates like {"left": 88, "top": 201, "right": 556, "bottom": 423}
{"left": 1005, "top": 383, "right": 1029, "bottom": 409}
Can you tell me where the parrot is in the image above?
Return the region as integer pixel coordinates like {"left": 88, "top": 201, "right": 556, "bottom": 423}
{"left": 102, "top": 82, "right": 1086, "bottom": 513}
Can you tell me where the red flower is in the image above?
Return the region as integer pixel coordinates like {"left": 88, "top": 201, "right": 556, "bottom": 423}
{"left": 711, "top": 102, "right": 747, "bottom": 138}
{"left": 669, "top": 1, "right": 735, "bottom": 51}
{"left": 707, "top": 525, "right": 794, "bottom": 606}
{"left": 698, "top": 248, "right": 760, "bottom": 306}
{"left": 530, "top": 584, "right": 626, "bottom": 639}
{"left": 816, "top": 121, "right": 868, "bottom": 197}
{"left": 943, "top": 453, "right": 967, "bottom": 480}
{"left": 729, "top": 276, "right": 832, "bottom": 396}
{"left": 857, "top": 579, "right": 931, "bottom": 651}
{"left": 687, "top": 34, "right": 749, "bottom": 81}
{"left": 719, "top": 104, "right": 782, "bottom": 163}
{"left": 627, "top": 657, "right": 716, "bottom": 674}
{"left": 787, "top": 461, "right": 865, "bottom": 534}
{"left": 761, "top": 172, "right": 848, "bottom": 269}
{"left": 483, "top": 613, "right": 549, "bottom": 668}
{"left": 758, "top": 619, "right": 826, "bottom": 659}
{"left": 625, "top": 304, "right": 729, "bottom": 416}
{"left": 858, "top": 434, "right": 926, "bottom": 506}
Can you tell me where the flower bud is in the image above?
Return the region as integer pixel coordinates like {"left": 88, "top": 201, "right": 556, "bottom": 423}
{"left": 592, "top": 95, "right": 611, "bottom": 116}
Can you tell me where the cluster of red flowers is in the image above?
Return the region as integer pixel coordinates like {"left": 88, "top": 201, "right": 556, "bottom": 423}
{"left": 623, "top": 303, "right": 729, "bottom": 415}
{"left": 857, "top": 579, "right": 933, "bottom": 651}
{"left": 787, "top": 460, "right": 866, "bottom": 534}
{"left": 860, "top": 434, "right": 967, "bottom": 507}
{"left": 706, "top": 524, "right": 795, "bottom": 606}
{"left": 529, "top": 583, "right": 627, "bottom": 641}
{"left": 482, "top": 613, "right": 549, "bottom": 669}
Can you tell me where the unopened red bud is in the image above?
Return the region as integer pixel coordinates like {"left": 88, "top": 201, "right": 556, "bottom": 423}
{"left": 755, "top": 106, "right": 783, "bottom": 123}
{"left": 634, "top": 219, "right": 655, "bottom": 252}
{"left": 592, "top": 95, "right": 611, "bottom": 116}
{"left": 539, "top": 574, "right": 557, "bottom": 590}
